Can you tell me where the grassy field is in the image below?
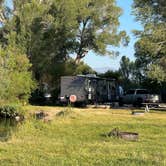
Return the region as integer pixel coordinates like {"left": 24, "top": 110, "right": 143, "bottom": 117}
{"left": 0, "top": 106, "right": 166, "bottom": 166}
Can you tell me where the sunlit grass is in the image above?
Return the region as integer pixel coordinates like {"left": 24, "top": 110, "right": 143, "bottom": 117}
{"left": 0, "top": 106, "right": 166, "bottom": 166}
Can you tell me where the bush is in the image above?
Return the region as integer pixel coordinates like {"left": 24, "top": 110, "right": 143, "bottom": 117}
{"left": 0, "top": 104, "right": 24, "bottom": 118}
{"left": 0, "top": 46, "right": 36, "bottom": 103}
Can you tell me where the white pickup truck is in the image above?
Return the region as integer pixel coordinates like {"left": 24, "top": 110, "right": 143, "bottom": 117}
{"left": 119, "top": 89, "right": 160, "bottom": 106}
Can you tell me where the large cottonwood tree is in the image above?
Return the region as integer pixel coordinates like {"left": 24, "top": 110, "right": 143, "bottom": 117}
{"left": 1, "top": 0, "right": 128, "bottom": 66}
{"left": 133, "top": 0, "right": 166, "bottom": 83}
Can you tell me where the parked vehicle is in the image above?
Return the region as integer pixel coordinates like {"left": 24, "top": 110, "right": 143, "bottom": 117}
{"left": 60, "top": 75, "right": 119, "bottom": 105}
{"left": 119, "top": 89, "right": 161, "bottom": 106}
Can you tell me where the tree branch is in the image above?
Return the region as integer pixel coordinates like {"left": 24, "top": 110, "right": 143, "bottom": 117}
{"left": 75, "top": 17, "right": 90, "bottom": 63}
{"left": 0, "top": 12, "right": 6, "bottom": 24}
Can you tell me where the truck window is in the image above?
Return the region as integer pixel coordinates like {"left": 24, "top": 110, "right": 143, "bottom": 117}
{"left": 136, "top": 90, "right": 148, "bottom": 94}
{"left": 126, "top": 90, "right": 135, "bottom": 95}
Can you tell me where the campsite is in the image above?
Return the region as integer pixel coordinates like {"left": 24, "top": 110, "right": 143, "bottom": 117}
{"left": 0, "top": 0, "right": 166, "bottom": 165}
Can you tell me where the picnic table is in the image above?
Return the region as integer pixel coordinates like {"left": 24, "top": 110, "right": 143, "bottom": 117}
{"left": 142, "top": 103, "right": 166, "bottom": 112}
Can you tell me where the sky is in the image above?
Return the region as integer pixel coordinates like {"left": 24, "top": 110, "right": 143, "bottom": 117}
{"left": 5, "top": 0, "right": 142, "bottom": 73}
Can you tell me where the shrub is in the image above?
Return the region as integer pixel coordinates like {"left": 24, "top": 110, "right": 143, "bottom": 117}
{"left": 0, "top": 104, "right": 24, "bottom": 118}
{"left": 0, "top": 46, "right": 36, "bottom": 103}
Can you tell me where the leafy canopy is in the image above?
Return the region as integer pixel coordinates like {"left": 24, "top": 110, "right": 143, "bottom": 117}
{"left": 133, "top": 0, "right": 166, "bottom": 83}
{"left": 0, "top": 0, "right": 128, "bottom": 100}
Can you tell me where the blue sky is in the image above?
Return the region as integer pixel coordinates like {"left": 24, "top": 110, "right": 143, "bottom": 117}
{"left": 5, "top": 0, "right": 142, "bottom": 73}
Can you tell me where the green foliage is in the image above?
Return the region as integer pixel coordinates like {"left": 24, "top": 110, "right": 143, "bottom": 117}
{"left": 75, "top": 61, "right": 96, "bottom": 75}
{"left": 99, "top": 70, "right": 122, "bottom": 80}
{"left": 133, "top": 0, "right": 165, "bottom": 23}
{"left": 0, "top": 45, "right": 36, "bottom": 103}
{"left": 117, "top": 56, "right": 140, "bottom": 89}
{"left": 63, "top": 60, "right": 96, "bottom": 76}
{"left": 133, "top": 0, "right": 166, "bottom": 83}
{"left": 72, "top": 0, "right": 129, "bottom": 62}
{"left": 119, "top": 56, "right": 131, "bottom": 80}
{"left": 147, "top": 64, "right": 166, "bottom": 84}
{"left": 0, "top": 103, "right": 23, "bottom": 118}
{"left": 1, "top": 0, "right": 127, "bottom": 82}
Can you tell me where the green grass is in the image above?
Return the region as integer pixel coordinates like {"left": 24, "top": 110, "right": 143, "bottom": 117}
{"left": 0, "top": 106, "right": 166, "bottom": 166}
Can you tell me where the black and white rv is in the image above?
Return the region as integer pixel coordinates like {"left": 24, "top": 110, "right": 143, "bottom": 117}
{"left": 60, "top": 75, "right": 119, "bottom": 105}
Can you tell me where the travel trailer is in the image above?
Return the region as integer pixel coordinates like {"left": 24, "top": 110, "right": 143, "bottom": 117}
{"left": 60, "top": 75, "right": 119, "bottom": 105}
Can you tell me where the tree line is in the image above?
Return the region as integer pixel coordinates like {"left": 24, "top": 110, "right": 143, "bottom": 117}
{"left": 0, "top": 0, "right": 165, "bottom": 103}
{"left": 101, "top": 0, "right": 166, "bottom": 100}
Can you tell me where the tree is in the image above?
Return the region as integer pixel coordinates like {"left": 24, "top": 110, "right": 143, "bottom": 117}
{"left": 73, "top": 0, "right": 129, "bottom": 63}
{"left": 0, "top": 45, "right": 36, "bottom": 103}
{"left": 118, "top": 56, "right": 140, "bottom": 89}
{"left": 1, "top": 0, "right": 78, "bottom": 82}
{"left": 99, "top": 70, "right": 122, "bottom": 80}
{"left": 119, "top": 56, "right": 131, "bottom": 81}
{"left": 1, "top": 0, "right": 128, "bottom": 64}
{"left": 0, "top": 0, "right": 9, "bottom": 24}
{"left": 133, "top": 0, "right": 166, "bottom": 83}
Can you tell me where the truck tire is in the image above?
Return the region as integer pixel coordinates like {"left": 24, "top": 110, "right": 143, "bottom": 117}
{"left": 119, "top": 98, "right": 123, "bottom": 107}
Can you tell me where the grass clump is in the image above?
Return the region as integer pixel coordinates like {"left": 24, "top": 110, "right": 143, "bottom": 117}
{"left": 56, "top": 104, "right": 76, "bottom": 118}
